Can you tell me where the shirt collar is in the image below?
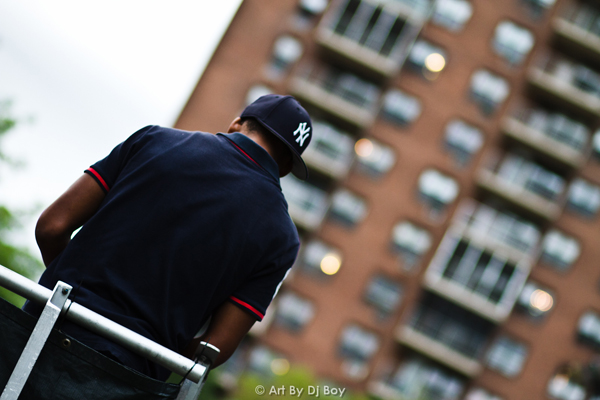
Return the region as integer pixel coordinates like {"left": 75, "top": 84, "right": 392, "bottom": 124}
{"left": 218, "top": 132, "right": 280, "bottom": 182}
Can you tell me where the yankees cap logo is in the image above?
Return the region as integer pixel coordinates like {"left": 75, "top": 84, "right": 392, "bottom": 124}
{"left": 293, "top": 122, "right": 311, "bottom": 147}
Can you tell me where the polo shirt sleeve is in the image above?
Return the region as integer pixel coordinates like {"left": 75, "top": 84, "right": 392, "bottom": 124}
{"left": 84, "top": 125, "right": 155, "bottom": 193}
{"left": 229, "top": 243, "right": 299, "bottom": 321}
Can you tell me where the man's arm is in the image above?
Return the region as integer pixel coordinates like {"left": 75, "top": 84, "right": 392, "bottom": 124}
{"left": 185, "top": 301, "right": 256, "bottom": 368}
{"left": 35, "top": 173, "right": 106, "bottom": 266}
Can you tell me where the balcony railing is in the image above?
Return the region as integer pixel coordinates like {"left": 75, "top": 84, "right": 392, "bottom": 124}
{"left": 554, "top": 3, "right": 600, "bottom": 60}
{"left": 280, "top": 176, "right": 329, "bottom": 231}
{"left": 528, "top": 53, "right": 600, "bottom": 117}
{"left": 395, "top": 294, "right": 492, "bottom": 377}
{"left": 503, "top": 107, "right": 590, "bottom": 168}
{"left": 301, "top": 121, "right": 355, "bottom": 179}
{"left": 424, "top": 202, "right": 534, "bottom": 323}
{"left": 290, "top": 63, "right": 380, "bottom": 128}
{"left": 316, "top": 0, "right": 427, "bottom": 76}
{"left": 476, "top": 152, "right": 566, "bottom": 221}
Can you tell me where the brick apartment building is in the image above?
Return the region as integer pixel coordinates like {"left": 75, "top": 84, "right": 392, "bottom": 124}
{"left": 175, "top": 0, "right": 600, "bottom": 399}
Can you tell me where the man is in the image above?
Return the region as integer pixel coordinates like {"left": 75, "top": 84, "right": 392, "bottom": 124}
{"left": 24, "top": 94, "right": 312, "bottom": 381}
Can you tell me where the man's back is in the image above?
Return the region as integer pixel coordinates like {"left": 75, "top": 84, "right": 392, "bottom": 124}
{"left": 27, "top": 126, "right": 299, "bottom": 379}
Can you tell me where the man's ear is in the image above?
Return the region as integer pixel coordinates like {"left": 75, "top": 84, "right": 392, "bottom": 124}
{"left": 227, "top": 117, "right": 243, "bottom": 133}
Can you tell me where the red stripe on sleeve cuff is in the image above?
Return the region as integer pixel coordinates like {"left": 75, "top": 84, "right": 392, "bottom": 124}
{"left": 86, "top": 167, "right": 110, "bottom": 192}
{"left": 230, "top": 296, "right": 264, "bottom": 320}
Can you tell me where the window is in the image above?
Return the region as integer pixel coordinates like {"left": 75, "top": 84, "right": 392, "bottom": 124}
{"left": 275, "top": 292, "right": 315, "bottom": 332}
{"left": 465, "top": 388, "right": 504, "bottom": 400}
{"left": 541, "top": 230, "right": 580, "bottom": 271}
{"left": 391, "top": 221, "right": 432, "bottom": 269}
{"left": 354, "top": 138, "right": 396, "bottom": 177}
{"left": 302, "top": 121, "right": 354, "bottom": 178}
{"left": 329, "top": 189, "right": 368, "bottom": 227}
{"left": 386, "top": 358, "right": 464, "bottom": 400}
{"left": 492, "top": 21, "right": 534, "bottom": 65}
{"left": 296, "top": 0, "right": 328, "bottom": 28}
{"left": 245, "top": 84, "right": 273, "bottom": 105}
{"left": 247, "top": 346, "right": 288, "bottom": 376}
{"left": 381, "top": 89, "right": 422, "bottom": 126}
{"left": 496, "top": 154, "right": 565, "bottom": 201}
{"left": 525, "top": 110, "right": 590, "bottom": 151}
{"left": 436, "top": 238, "right": 523, "bottom": 305}
{"left": 443, "top": 119, "right": 483, "bottom": 166}
{"left": 338, "top": 324, "right": 380, "bottom": 361}
{"left": 409, "top": 293, "right": 495, "bottom": 359}
{"left": 577, "top": 311, "right": 600, "bottom": 350}
{"left": 461, "top": 201, "right": 541, "bottom": 255}
{"left": 515, "top": 281, "right": 554, "bottom": 320}
{"left": 567, "top": 178, "right": 600, "bottom": 218}
{"left": 485, "top": 336, "right": 528, "bottom": 377}
{"left": 418, "top": 169, "right": 459, "bottom": 213}
{"left": 573, "top": 64, "right": 600, "bottom": 96}
{"left": 299, "top": 240, "right": 343, "bottom": 277}
{"left": 407, "top": 40, "right": 447, "bottom": 78}
{"left": 281, "top": 175, "right": 329, "bottom": 230}
{"left": 593, "top": 130, "right": 600, "bottom": 159}
{"left": 432, "top": 0, "right": 473, "bottom": 31}
{"left": 547, "top": 371, "right": 586, "bottom": 400}
{"left": 364, "top": 274, "right": 403, "bottom": 317}
{"left": 470, "top": 70, "right": 510, "bottom": 115}
{"left": 329, "top": 0, "right": 409, "bottom": 57}
{"left": 268, "top": 35, "right": 303, "bottom": 77}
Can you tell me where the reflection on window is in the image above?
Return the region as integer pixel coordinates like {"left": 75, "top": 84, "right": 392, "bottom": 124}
{"left": 547, "top": 369, "right": 586, "bottom": 400}
{"left": 541, "top": 230, "right": 580, "bottom": 271}
{"left": 281, "top": 175, "right": 329, "bottom": 230}
{"left": 302, "top": 121, "right": 354, "bottom": 178}
{"left": 496, "top": 154, "right": 565, "bottom": 201}
{"left": 364, "top": 274, "right": 403, "bottom": 317}
{"left": 329, "top": 0, "right": 410, "bottom": 58}
{"left": 391, "top": 221, "right": 432, "bottom": 270}
{"left": 521, "top": 0, "right": 556, "bottom": 16}
{"left": 338, "top": 324, "right": 380, "bottom": 362}
{"left": 268, "top": 35, "right": 303, "bottom": 77}
{"left": 465, "top": 388, "right": 504, "bottom": 400}
{"left": 432, "top": 0, "right": 473, "bottom": 31}
{"left": 385, "top": 357, "right": 464, "bottom": 400}
{"left": 485, "top": 336, "right": 528, "bottom": 377}
{"left": 437, "top": 238, "right": 522, "bottom": 305}
{"left": 381, "top": 89, "right": 422, "bottom": 126}
{"left": 407, "top": 40, "right": 447, "bottom": 78}
{"left": 444, "top": 119, "right": 483, "bottom": 166}
{"left": 577, "top": 311, "right": 600, "bottom": 350}
{"left": 459, "top": 201, "right": 541, "bottom": 255}
{"left": 354, "top": 138, "right": 396, "bottom": 177}
{"left": 299, "top": 240, "right": 343, "bottom": 277}
{"left": 247, "top": 346, "right": 288, "bottom": 376}
{"left": 518, "top": 108, "right": 589, "bottom": 151}
{"left": 329, "top": 189, "right": 368, "bottom": 227}
{"left": 409, "top": 293, "right": 495, "bottom": 359}
{"left": 296, "top": 0, "right": 328, "bottom": 29}
{"left": 492, "top": 21, "right": 534, "bottom": 65}
{"left": 275, "top": 292, "right": 315, "bottom": 332}
{"left": 567, "top": 178, "right": 600, "bottom": 218}
{"left": 418, "top": 169, "right": 459, "bottom": 213}
{"left": 470, "top": 70, "right": 510, "bottom": 115}
{"left": 515, "top": 281, "right": 554, "bottom": 320}
{"left": 245, "top": 84, "right": 273, "bottom": 105}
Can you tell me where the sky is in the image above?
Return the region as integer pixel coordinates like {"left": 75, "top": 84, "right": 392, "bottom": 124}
{"left": 0, "top": 0, "right": 242, "bottom": 255}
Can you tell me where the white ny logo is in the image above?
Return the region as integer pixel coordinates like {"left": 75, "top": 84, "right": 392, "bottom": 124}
{"left": 293, "top": 122, "right": 311, "bottom": 147}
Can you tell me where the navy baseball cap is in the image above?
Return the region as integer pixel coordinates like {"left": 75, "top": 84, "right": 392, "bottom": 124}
{"left": 241, "top": 94, "right": 312, "bottom": 180}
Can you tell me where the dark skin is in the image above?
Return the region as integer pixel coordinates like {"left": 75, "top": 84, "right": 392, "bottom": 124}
{"left": 35, "top": 118, "right": 293, "bottom": 368}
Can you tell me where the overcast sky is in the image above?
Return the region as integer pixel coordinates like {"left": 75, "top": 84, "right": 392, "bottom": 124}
{"left": 0, "top": 0, "right": 242, "bottom": 255}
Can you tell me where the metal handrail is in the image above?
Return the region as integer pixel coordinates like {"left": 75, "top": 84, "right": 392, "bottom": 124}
{"left": 0, "top": 264, "right": 208, "bottom": 383}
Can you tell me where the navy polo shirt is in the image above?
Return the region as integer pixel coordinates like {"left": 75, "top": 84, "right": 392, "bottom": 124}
{"left": 27, "top": 125, "right": 299, "bottom": 379}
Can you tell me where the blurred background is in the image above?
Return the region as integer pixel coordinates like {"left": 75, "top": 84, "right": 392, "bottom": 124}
{"left": 3, "top": 0, "right": 600, "bottom": 399}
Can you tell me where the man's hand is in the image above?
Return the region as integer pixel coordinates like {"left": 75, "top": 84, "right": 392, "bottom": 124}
{"left": 35, "top": 173, "right": 106, "bottom": 266}
{"left": 184, "top": 301, "right": 256, "bottom": 368}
